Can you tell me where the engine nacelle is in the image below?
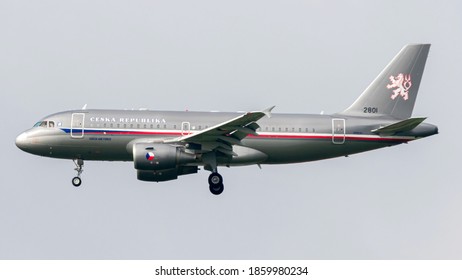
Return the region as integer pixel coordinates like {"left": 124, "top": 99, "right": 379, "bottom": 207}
{"left": 137, "top": 166, "right": 198, "bottom": 182}
{"left": 133, "top": 143, "right": 197, "bottom": 171}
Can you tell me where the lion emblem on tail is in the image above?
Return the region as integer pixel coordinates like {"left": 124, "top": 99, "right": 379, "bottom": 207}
{"left": 386, "top": 73, "right": 412, "bottom": 100}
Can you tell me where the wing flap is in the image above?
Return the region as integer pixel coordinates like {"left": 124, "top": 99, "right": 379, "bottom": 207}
{"left": 217, "top": 136, "right": 241, "bottom": 145}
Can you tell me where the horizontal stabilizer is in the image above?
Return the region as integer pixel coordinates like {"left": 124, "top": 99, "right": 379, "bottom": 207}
{"left": 372, "top": 117, "right": 427, "bottom": 135}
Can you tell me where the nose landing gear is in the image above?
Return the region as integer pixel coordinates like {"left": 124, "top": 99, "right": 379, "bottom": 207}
{"left": 72, "top": 159, "right": 84, "bottom": 187}
{"left": 72, "top": 176, "right": 82, "bottom": 187}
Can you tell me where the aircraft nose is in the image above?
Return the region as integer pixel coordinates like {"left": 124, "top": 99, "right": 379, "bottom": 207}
{"left": 15, "top": 132, "right": 29, "bottom": 151}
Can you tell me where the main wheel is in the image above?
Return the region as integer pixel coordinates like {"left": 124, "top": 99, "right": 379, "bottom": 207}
{"left": 72, "top": 177, "right": 82, "bottom": 187}
{"left": 209, "top": 183, "right": 224, "bottom": 195}
{"left": 208, "top": 172, "right": 223, "bottom": 186}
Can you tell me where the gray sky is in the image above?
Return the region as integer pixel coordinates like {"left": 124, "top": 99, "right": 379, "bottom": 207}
{"left": 1, "top": 0, "right": 461, "bottom": 259}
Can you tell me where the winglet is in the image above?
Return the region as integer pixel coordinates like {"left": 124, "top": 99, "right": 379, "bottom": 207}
{"left": 263, "top": 106, "right": 276, "bottom": 118}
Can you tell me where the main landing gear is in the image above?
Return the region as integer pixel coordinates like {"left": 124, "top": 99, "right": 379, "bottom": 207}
{"left": 208, "top": 172, "right": 224, "bottom": 195}
{"left": 203, "top": 152, "right": 224, "bottom": 195}
{"left": 72, "top": 159, "right": 84, "bottom": 187}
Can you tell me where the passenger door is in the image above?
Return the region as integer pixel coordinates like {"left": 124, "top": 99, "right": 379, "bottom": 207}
{"left": 332, "top": 118, "right": 345, "bottom": 144}
{"left": 71, "top": 113, "right": 85, "bottom": 138}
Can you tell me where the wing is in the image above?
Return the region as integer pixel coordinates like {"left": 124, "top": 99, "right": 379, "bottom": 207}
{"left": 164, "top": 106, "right": 275, "bottom": 156}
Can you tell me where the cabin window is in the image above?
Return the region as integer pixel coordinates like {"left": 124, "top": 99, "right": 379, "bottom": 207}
{"left": 103, "top": 123, "right": 107, "bottom": 128}
{"left": 130, "top": 124, "right": 133, "bottom": 128}
{"left": 143, "top": 124, "right": 147, "bottom": 129}
{"left": 174, "top": 125, "right": 177, "bottom": 129}
{"left": 157, "top": 124, "right": 160, "bottom": 129}
{"left": 164, "top": 124, "right": 167, "bottom": 129}
{"left": 110, "top": 123, "right": 113, "bottom": 128}
{"left": 150, "top": 124, "right": 153, "bottom": 129}
{"left": 272, "top": 127, "right": 275, "bottom": 132}
{"left": 137, "top": 124, "right": 140, "bottom": 129}
{"left": 299, "top": 128, "right": 301, "bottom": 132}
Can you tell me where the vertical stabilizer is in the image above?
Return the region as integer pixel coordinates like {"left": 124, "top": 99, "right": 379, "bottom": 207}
{"left": 342, "top": 44, "right": 430, "bottom": 119}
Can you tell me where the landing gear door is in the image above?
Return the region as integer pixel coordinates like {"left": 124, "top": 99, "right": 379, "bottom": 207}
{"left": 332, "top": 118, "right": 345, "bottom": 144}
{"left": 71, "top": 113, "right": 85, "bottom": 138}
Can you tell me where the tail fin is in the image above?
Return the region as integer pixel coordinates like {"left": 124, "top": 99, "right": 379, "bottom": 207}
{"left": 342, "top": 44, "right": 430, "bottom": 119}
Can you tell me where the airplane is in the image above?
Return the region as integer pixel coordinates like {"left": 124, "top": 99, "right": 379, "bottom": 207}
{"left": 15, "top": 44, "right": 438, "bottom": 195}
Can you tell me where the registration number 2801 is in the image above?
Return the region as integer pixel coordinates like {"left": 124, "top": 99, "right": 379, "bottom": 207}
{"left": 363, "top": 107, "right": 378, "bottom": 113}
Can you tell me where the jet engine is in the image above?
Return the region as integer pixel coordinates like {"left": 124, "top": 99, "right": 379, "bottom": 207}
{"left": 133, "top": 143, "right": 197, "bottom": 182}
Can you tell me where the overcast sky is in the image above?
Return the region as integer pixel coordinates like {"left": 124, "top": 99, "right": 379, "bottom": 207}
{"left": 1, "top": 0, "right": 461, "bottom": 259}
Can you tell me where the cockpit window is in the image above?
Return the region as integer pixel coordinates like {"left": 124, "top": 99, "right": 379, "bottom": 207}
{"left": 33, "top": 121, "right": 56, "bottom": 128}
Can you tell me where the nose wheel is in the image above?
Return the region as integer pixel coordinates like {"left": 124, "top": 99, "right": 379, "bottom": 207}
{"left": 208, "top": 172, "right": 224, "bottom": 195}
{"left": 72, "top": 159, "right": 84, "bottom": 187}
{"left": 72, "top": 176, "right": 82, "bottom": 187}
